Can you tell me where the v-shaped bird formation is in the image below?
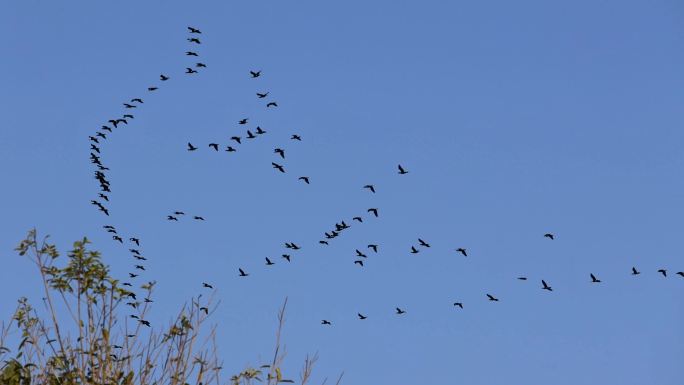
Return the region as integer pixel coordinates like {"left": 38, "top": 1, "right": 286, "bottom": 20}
{"left": 86, "top": 27, "right": 682, "bottom": 330}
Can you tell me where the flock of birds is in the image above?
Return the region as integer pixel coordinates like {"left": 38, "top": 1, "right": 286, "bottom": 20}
{"left": 87, "top": 27, "right": 683, "bottom": 329}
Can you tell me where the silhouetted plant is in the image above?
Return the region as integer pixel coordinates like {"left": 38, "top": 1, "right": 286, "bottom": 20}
{"left": 0, "top": 229, "right": 339, "bottom": 385}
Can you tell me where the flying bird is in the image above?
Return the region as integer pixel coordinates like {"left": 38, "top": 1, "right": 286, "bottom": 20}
{"left": 160, "top": 74, "right": 170, "bottom": 81}
{"left": 487, "top": 294, "right": 499, "bottom": 302}
{"left": 657, "top": 269, "right": 667, "bottom": 277}
{"left": 676, "top": 272, "right": 684, "bottom": 277}
{"left": 209, "top": 143, "right": 219, "bottom": 151}
{"left": 113, "top": 236, "right": 123, "bottom": 243}
{"left": 186, "top": 51, "right": 199, "bottom": 56}
{"left": 266, "top": 102, "right": 278, "bottom": 108}
{"left": 299, "top": 176, "right": 310, "bottom": 184}
{"left": 187, "top": 38, "right": 201, "bottom": 44}
{"left": 319, "top": 240, "right": 329, "bottom": 245}
{"left": 410, "top": 246, "right": 419, "bottom": 254}
{"left": 131, "top": 98, "right": 143, "bottom": 103}
{"left": 517, "top": 277, "right": 528, "bottom": 281}
{"left": 238, "top": 268, "right": 248, "bottom": 277}
{"left": 187, "top": 143, "right": 198, "bottom": 151}
{"left": 590, "top": 273, "right": 601, "bottom": 283}
{"left": 354, "top": 260, "right": 364, "bottom": 266}
{"left": 167, "top": 216, "right": 178, "bottom": 221}
{"left": 544, "top": 233, "right": 554, "bottom": 240}
{"left": 453, "top": 302, "right": 463, "bottom": 309}
{"left": 395, "top": 307, "right": 406, "bottom": 315}
{"left": 238, "top": 118, "right": 248, "bottom": 125}
{"left": 418, "top": 238, "right": 431, "bottom": 247}
{"left": 367, "top": 244, "right": 378, "bottom": 253}
{"left": 265, "top": 257, "right": 275, "bottom": 265}
{"left": 352, "top": 216, "right": 363, "bottom": 222}
{"left": 196, "top": 62, "right": 207, "bottom": 68}
{"left": 631, "top": 267, "right": 640, "bottom": 275}
{"left": 246, "top": 130, "right": 256, "bottom": 139}
{"left": 123, "top": 103, "right": 136, "bottom": 109}
{"left": 363, "top": 184, "right": 376, "bottom": 193}
{"left": 186, "top": 68, "right": 198, "bottom": 74}
{"left": 255, "top": 126, "right": 266, "bottom": 135}
{"left": 250, "top": 70, "right": 261, "bottom": 78}
{"left": 193, "top": 216, "right": 205, "bottom": 221}
{"left": 321, "top": 320, "right": 332, "bottom": 325}
{"left": 231, "top": 136, "right": 242, "bottom": 144}
{"left": 188, "top": 26, "right": 202, "bottom": 34}
{"left": 291, "top": 134, "right": 302, "bottom": 141}
{"left": 355, "top": 249, "right": 367, "bottom": 258}
{"left": 282, "top": 254, "right": 291, "bottom": 262}
{"left": 272, "top": 162, "right": 285, "bottom": 173}
{"left": 367, "top": 208, "right": 378, "bottom": 217}
{"left": 148, "top": 87, "right": 158, "bottom": 91}
{"left": 541, "top": 280, "right": 552, "bottom": 291}
{"left": 257, "top": 92, "right": 269, "bottom": 98}
{"left": 174, "top": 211, "right": 186, "bottom": 215}
{"left": 225, "top": 146, "right": 237, "bottom": 152}
{"left": 202, "top": 282, "right": 213, "bottom": 289}
{"left": 274, "top": 148, "right": 285, "bottom": 158}
{"left": 455, "top": 248, "right": 467, "bottom": 257}
{"left": 397, "top": 164, "right": 408, "bottom": 174}
{"left": 357, "top": 313, "right": 367, "bottom": 320}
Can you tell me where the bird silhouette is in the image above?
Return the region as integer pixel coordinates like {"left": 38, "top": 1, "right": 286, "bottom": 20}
{"left": 590, "top": 273, "right": 601, "bottom": 283}
{"left": 453, "top": 302, "right": 463, "bottom": 309}
{"left": 239, "top": 118, "right": 248, "bottom": 125}
{"left": 299, "top": 176, "right": 310, "bottom": 184}
{"left": 631, "top": 267, "right": 640, "bottom": 275}
{"left": 367, "top": 244, "right": 378, "bottom": 253}
{"left": 274, "top": 148, "right": 285, "bottom": 158}
{"left": 517, "top": 277, "right": 528, "bottom": 281}
{"left": 167, "top": 215, "right": 178, "bottom": 221}
{"left": 133, "top": 255, "right": 146, "bottom": 261}
{"left": 200, "top": 307, "right": 209, "bottom": 315}
{"left": 246, "top": 130, "right": 256, "bottom": 139}
{"left": 282, "top": 254, "right": 291, "bottom": 262}
{"left": 129, "top": 249, "right": 140, "bottom": 254}
{"left": 174, "top": 211, "right": 186, "bottom": 215}
{"left": 395, "top": 307, "right": 406, "bottom": 315}
{"left": 186, "top": 68, "right": 198, "bottom": 74}
{"left": 129, "top": 273, "right": 138, "bottom": 278}
{"left": 123, "top": 114, "right": 134, "bottom": 119}
{"left": 187, "top": 38, "right": 201, "bottom": 44}
{"left": 148, "top": 87, "right": 158, "bottom": 91}
{"left": 541, "top": 280, "right": 553, "bottom": 291}
{"left": 266, "top": 102, "right": 278, "bottom": 108}
{"left": 355, "top": 249, "right": 367, "bottom": 258}
{"left": 135, "top": 265, "right": 145, "bottom": 271}
{"left": 209, "top": 143, "right": 219, "bottom": 151}
{"left": 160, "top": 74, "right": 170, "bottom": 81}
{"left": 397, "top": 164, "right": 408, "bottom": 174}
{"left": 354, "top": 260, "right": 364, "bottom": 266}
{"left": 98, "top": 193, "right": 108, "bottom": 201}
{"left": 352, "top": 216, "right": 363, "bottom": 222}
{"left": 113, "top": 236, "right": 123, "bottom": 243}
{"left": 357, "top": 313, "right": 367, "bottom": 320}
{"left": 231, "top": 136, "right": 242, "bottom": 144}
{"left": 257, "top": 92, "right": 269, "bottom": 98}
{"left": 187, "top": 142, "right": 198, "bottom": 151}
{"left": 255, "top": 126, "right": 266, "bottom": 134}
{"left": 89, "top": 136, "right": 99, "bottom": 143}
{"left": 487, "top": 294, "right": 499, "bottom": 302}
{"left": 193, "top": 216, "right": 205, "bottom": 221}
{"left": 455, "top": 248, "right": 467, "bottom": 257}
{"left": 186, "top": 51, "right": 199, "bottom": 57}
{"left": 367, "top": 208, "right": 378, "bottom": 217}
{"left": 676, "top": 272, "right": 684, "bottom": 277}
{"left": 291, "top": 134, "right": 302, "bottom": 141}
{"left": 272, "top": 162, "right": 285, "bottom": 173}
{"left": 321, "top": 320, "right": 332, "bottom": 325}
{"left": 250, "top": 70, "right": 261, "bottom": 78}
{"left": 544, "top": 233, "right": 554, "bottom": 240}
{"left": 418, "top": 238, "right": 431, "bottom": 247}
{"left": 123, "top": 103, "right": 136, "bottom": 109}
{"left": 319, "top": 240, "right": 329, "bottom": 245}
{"left": 238, "top": 268, "right": 248, "bottom": 277}
{"left": 363, "top": 184, "right": 376, "bottom": 193}
{"left": 196, "top": 62, "right": 207, "bottom": 68}
{"left": 226, "top": 146, "right": 237, "bottom": 152}
{"left": 265, "top": 257, "right": 275, "bottom": 266}
{"left": 138, "top": 320, "right": 151, "bottom": 327}
{"left": 131, "top": 98, "right": 143, "bottom": 103}
{"left": 410, "top": 246, "right": 419, "bottom": 254}
{"left": 188, "top": 26, "right": 202, "bottom": 34}
{"left": 202, "top": 282, "right": 213, "bottom": 289}
{"left": 657, "top": 269, "right": 667, "bottom": 277}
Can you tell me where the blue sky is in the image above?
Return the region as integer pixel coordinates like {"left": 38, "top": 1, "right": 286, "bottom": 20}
{"left": 1, "top": 1, "right": 683, "bottom": 384}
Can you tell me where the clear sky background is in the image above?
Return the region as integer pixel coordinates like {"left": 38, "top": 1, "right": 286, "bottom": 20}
{"left": 1, "top": 1, "right": 683, "bottom": 384}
